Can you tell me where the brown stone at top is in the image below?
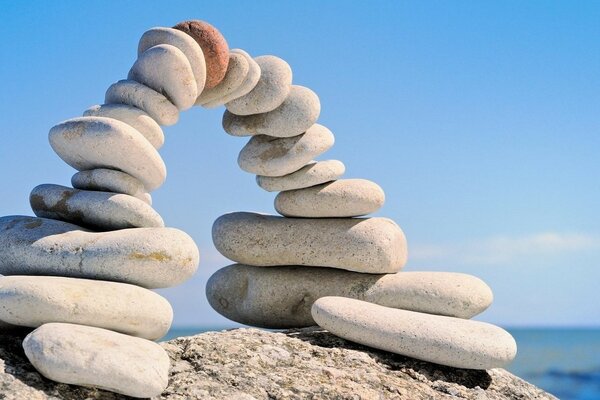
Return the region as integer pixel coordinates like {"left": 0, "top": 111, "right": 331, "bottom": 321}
{"left": 173, "top": 20, "right": 229, "bottom": 90}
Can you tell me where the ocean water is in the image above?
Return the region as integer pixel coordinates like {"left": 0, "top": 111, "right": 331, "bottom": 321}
{"left": 165, "top": 327, "right": 600, "bottom": 399}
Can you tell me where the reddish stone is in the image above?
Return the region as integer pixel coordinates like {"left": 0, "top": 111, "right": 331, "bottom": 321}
{"left": 174, "top": 20, "right": 229, "bottom": 89}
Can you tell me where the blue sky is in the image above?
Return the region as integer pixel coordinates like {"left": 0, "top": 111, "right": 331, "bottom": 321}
{"left": 0, "top": 1, "right": 598, "bottom": 328}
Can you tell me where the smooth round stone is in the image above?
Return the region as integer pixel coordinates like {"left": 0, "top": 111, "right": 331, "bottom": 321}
{"left": 0, "top": 276, "right": 172, "bottom": 340}
{"left": 238, "top": 124, "right": 334, "bottom": 177}
{"left": 275, "top": 179, "right": 385, "bottom": 218}
{"left": 138, "top": 27, "right": 207, "bottom": 93}
{"left": 173, "top": 20, "right": 229, "bottom": 89}
{"left": 312, "top": 297, "right": 517, "bottom": 370}
{"left": 83, "top": 104, "right": 164, "bottom": 149}
{"left": 49, "top": 116, "right": 166, "bottom": 191}
{"left": 0, "top": 216, "right": 199, "bottom": 289}
{"left": 71, "top": 168, "right": 151, "bottom": 204}
{"left": 197, "top": 52, "right": 249, "bottom": 107}
{"left": 225, "top": 55, "right": 292, "bottom": 116}
{"left": 256, "top": 160, "right": 345, "bottom": 192}
{"left": 30, "top": 184, "right": 164, "bottom": 230}
{"left": 128, "top": 44, "right": 197, "bottom": 110}
{"left": 23, "top": 323, "right": 170, "bottom": 398}
{"left": 206, "top": 264, "right": 493, "bottom": 329}
{"left": 213, "top": 212, "right": 407, "bottom": 273}
{"left": 223, "top": 85, "right": 320, "bottom": 137}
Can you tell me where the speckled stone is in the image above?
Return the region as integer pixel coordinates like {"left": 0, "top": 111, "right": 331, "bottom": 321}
{"left": 105, "top": 79, "right": 179, "bottom": 126}
{"left": 0, "top": 216, "right": 199, "bottom": 289}
{"left": 0, "top": 276, "right": 172, "bottom": 340}
{"left": 49, "top": 117, "right": 166, "bottom": 191}
{"left": 275, "top": 179, "right": 385, "bottom": 218}
{"left": 138, "top": 27, "right": 207, "bottom": 93}
{"left": 256, "top": 160, "right": 345, "bottom": 192}
{"left": 30, "top": 184, "right": 163, "bottom": 230}
{"left": 173, "top": 20, "right": 229, "bottom": 89}
{"left": 83, "top": 104, "right": 164, "bottom": 149}
{"left": 213, "top": 212, "right": 407, "bottom": 273}
{"left": 205, "top": 48, "right": 261, "bottom": 107}
{"left": 197, "top": 52, "right": 249, "bottom": 107}
{"left": 23, "top": 323, "right": 170, "bottom": 398}
{"left": 71, "top": 169, "right": 151, "bottom": 205}
{"left": 312, "top": 297, "right": 517, "bottom": 370}
{"left": 225, "top": 55, "right": 292, "bottom": 115}
{"left": 128, "top": 44, "right": 197, "bottom": 110}
{"left": 238, "top": 124, "right": 334, "bottom": 177}
{"left": 223, "top": 85, "right": 320, "bottom": 137}
{"left": 206, "top": 264, "right": 494, "bottom": 328}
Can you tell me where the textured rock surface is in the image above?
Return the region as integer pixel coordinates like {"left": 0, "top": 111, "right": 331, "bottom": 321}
{"left": 71, "top": 168, "right": 151, "bottom": 204}
{"left": 197, "top": 51, "right": 249, "bottom": 106}
{"left": 0, "top": 327, "right": 555, "bottom": 399}
{"left": 204, "top": 48, "right": 260, "bottom": 107}
{"left": 256, "top": 159, "right": 345, "bottom": 192}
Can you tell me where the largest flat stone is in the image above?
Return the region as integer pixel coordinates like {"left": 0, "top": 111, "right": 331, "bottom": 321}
{"left": 212, "top": 212, "right": 407, "bottom": 273}
{"left": 0, "top": 216, "right": 199, "bottom": 289}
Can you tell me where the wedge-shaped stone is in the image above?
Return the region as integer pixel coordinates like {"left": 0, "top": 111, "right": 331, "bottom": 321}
{"left": 238, "top": 124, "right": 334, "bottom": 177}
{"left": 30, "top": 184, "right": 163, "bottom": 230}
{"left": 23, "top": 323, "right": 170, "bottom": 398}
{"left": 256, "top": 160, "right": 345, "bottom": 192}
{"left": 312, "top": 297, "right": 517, "bottom": 370}
{"left": 0, "top": 276, "right": 172, "bottom": 340}
{"left": 0, "top": 216, "right": 199, "bottom": 289}
{"left": 275, "top": 179, "right": 385, "bottom": 218}
{"left": 49, "top": 116, "right": 166, "bottom": 191}
{"left": 105, "top": 79, "right": 179, "bottom": 126}
{"left": 206, "top": 264, "right": 493, "bottom": 328}
{"left": 71, "top": 168, "right": 151, "bottom": 204}
{"left": 226, "top": 55, "right": 292, "bottom": 115}
{"left": 197, "top": 51, "right": 249, "bottom": 106}
{"left": 223, "top": 85, "right": 320, "bottom": 137}
{"left": 129, "top": 44, "right": 197, "bottom": 110}
{"left": 213, "top": 212, "right": 406, "bottom": 273}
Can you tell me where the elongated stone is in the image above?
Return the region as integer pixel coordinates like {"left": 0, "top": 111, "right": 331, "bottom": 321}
{"left": 0, "top": 276, "right": 172, "bottom": 340}
{"left": 256, "top": 160, "right": 345, "bottom": 192}
{"left": 206, "top": 264, "right": 493, "bottom": 328}
{"left": 275, "top": 179, "right": 385, "bottom": 218}
{"left": 23, "top": 323, "right": 170, "bottom": 398}
{"left": 83, "top": 104, "right": 164, "bottom": 149}
{"left": 48, "top": 116, "right": 166, "bottom": 191}
{"left": 226, "top": 55, "right": 292, "bottom": 115}
{"left": 138, "top": 26, "right": 207, "bottom": 93}
{"left": 238, "top": 124, "right": 334, "bottom": 177}
{"left": 30, "top": 184, "right": 163, "bottom": 230}
{"left": 128, "top": 44, "right": 197, "bottom": 110}
{"left": 204, "top": 48, "right": 260, "bottom": 107}
{"left": 71, "top": 168, "right": 151, "bottom": 204}
{"left": 312, "top": 297, "right": 517, "bottom": 370}
{"left": 197, "top": 52, "right": 248, "bottom": 106}
{"left": 213, "top": 212, "right": 407, "bottom": 273}
{"left": 223, "top": 85, "right": 320, "bottom": 137}
{"left": 0, "top": 216, "right": 199, "bottom": 289}
{"left": 105, "top": 79, "right": 179, "bottom": 126}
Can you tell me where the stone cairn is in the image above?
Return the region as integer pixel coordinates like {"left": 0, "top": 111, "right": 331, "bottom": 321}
{"left": 0, "top": 19, "right": 518, "bottom": 398}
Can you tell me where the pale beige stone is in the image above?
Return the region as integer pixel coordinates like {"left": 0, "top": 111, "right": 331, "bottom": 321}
{"left": 197, "top": 52, "right": 249, "bottom": 107}
{"left": 206, "top": 48, "right": 261, "bottom": 106}
{"left": 71, "top": 168, "right": 151, "bottom": 204}
{"left": 256, "top": 160, "right": 345, "bottom": 192}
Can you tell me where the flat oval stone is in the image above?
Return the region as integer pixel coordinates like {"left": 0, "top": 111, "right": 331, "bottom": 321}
{"left": 105, "top": 79, "right": 179, "bottom": 126}
{"left": 0, "top": 276, "right": 172, "bottom": 340}
{"left": 71, "top": 168, "right": 151, "bottom": 204}
{"left": 226, "top": 55, "right": 292, "bottom": 116}
{"left": 275, "top": 179, "right": 385, "bottom": 218}
{"left": 138, "top": 27, "right": 207, "bottom": 93}
{"left": 256, "top": 160, "right": 345, "bottom": 192}
{"left": 23, "top": 323, "right": 169, "bottom": 398}
{"left": 213, "top": 212, "right": 407, "bottom": 273}
{"left": 128, "top": 44, "right": 197, "bottom": 110}
{"left": 223, "top": 85, "right": 320, "bottom": 137}
{"left": 238, "top": 124, "right": 334, "bottom": 177}
{"left": 49, "top": 116, "right": 166, "bottom": 191}
{"left": 173, "top": 20, "right": 229, "bottom": 89}
{"left": 197, "top": 52, "right": 249, "bottom": 107}
{"left": 312, "top": 297, "right": 517, "bottom": 370}
{"left": 0, "top": 216, "right": 199, "bottom": 289}
{"left": 206, "top": 264, "right": 494, "bottom": 329}
{"left": 30, "top": 184, "right": 163, "bottom": 230}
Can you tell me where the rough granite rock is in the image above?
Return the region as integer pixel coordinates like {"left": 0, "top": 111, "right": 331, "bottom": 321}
{"left": 0, "top": 327, "right": 555, "bottom": 400}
